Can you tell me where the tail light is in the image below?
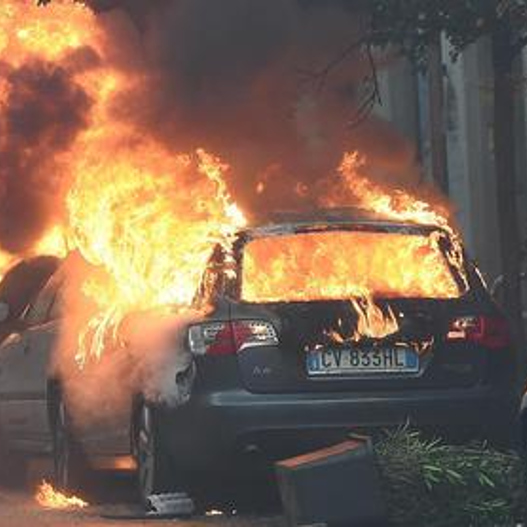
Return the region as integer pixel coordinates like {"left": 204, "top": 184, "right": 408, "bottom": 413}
{"left": 188, "top": 320, "right": 278, "bottom": 356}
{"left": 446, "top": 315, "right": 511, "bottom": 350}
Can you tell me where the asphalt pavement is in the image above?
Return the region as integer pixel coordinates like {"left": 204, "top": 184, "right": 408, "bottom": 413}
{"left": 0, "top": 487, "right": 284, "bottom": 527}
{"left": 0, "top": 460, "right": 285, "bottom": 527}
{"left": 0, "top": 487, "right": 285, "bottom": 527}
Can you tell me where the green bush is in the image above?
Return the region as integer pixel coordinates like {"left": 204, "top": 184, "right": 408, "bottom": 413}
{"left": 375, "top": 429, "right": 527, "bottom": 527}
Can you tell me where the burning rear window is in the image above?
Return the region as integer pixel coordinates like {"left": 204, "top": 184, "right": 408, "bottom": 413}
{"left": 241, "top": 230, "right": 466, "bottom": 303}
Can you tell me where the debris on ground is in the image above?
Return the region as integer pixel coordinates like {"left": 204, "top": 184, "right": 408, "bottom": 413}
{"left": 145, "top": 492, "right": 195, "bottom": 518}
{"left": 276, "top": 435, "right": 386, "bottom": 526}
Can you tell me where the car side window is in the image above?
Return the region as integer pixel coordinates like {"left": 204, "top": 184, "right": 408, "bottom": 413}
{"left": 25, "top": 288, "right": 55, "bottom": 327}
{"left": 24, "top": 272, "right": 64, "bottom": 327}
{"left": 47, "top": 286, "right": 65, "bottom": 321}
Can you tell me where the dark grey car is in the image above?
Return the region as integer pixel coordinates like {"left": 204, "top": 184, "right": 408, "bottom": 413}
{"left": 139, "top": 214, "right": 516, "bottom": 501}
{"left": 0, "top": 213, "right": 517, "bottom": 504}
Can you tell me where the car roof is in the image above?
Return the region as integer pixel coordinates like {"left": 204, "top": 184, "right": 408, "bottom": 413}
{"left": 240, "top": 208, "right": 444, "bottom": 239}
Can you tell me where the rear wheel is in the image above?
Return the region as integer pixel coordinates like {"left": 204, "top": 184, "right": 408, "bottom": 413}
{"left": 52, "top": 391, "right": 91, "bottom": 494}
{"left": 520, "top": 411, "right": 527, "bottom": 455}
{"left": 135, "top": 402, "right": 184, "bottom": 506}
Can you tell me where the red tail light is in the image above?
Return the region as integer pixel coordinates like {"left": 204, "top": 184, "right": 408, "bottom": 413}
{"left": 446, "top": 315, "right": 511, "bottom": 350}
{"left": 188, "top": 320, "right": 278, "bottom": 356}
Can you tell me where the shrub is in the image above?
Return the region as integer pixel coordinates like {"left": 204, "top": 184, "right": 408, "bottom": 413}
{"left": 375, "top": 429, "right": 527, "bottom": 527}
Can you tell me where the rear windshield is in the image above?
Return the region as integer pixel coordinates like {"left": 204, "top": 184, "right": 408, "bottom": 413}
{"left": 241, "top": 230, "right": 466, "bottom": 303}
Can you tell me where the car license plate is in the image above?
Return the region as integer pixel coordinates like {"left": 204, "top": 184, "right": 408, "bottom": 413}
{"left": 306, "top": 347, "right": 419, "bottom": 376}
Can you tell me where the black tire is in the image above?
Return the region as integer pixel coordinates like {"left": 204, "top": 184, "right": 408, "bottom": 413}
{"left": 520, "top": 412, "right": 527, "bottom": 456}
{"left": 134, "top": 401, "right": 181, "bottom": 506}
{"left": 52, "top": 390, "right": 91, "bottom": 494}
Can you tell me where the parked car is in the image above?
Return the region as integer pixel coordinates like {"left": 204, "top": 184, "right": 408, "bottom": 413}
{"left": 0, "top": 256, "right": 60, "bottom": 343}
{"left": 0, "top": 256, "right": 61, "bottom": 483}
{"left": 0, "top": 211, "right": 517, "bottom": 503}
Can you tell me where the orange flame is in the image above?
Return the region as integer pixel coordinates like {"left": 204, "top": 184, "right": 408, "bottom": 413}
{"left": 0, "top": 1, "right": 98, "bottom": 65}
{"left": 35, "top": 481, "right": 88, "bottom": 510}
{"left": 67, "top": 143, "right": 246, "bottom": 365}
{"left": 350, "top": 296, "right": 399, "bottom": 341}
{"left": 329, "top": 152, "right": 451, "bottom": 227}
{"left": 329, "top": 152, "right": 468, "bottom": 286}
{"left": 0, "top": 0, "right": 101, "bottom": 276}
{"left": 325, "top": 299, "right": 399, "bottom": 344}
{"left": 0, "top": 3, "right": 465, "bottom": 350}
{"left": 313, "top": 152, "right": 468, "bottom": 340}
{"left": 35, "top": 226, "right": 69, "bottom": 258}
{"left": 242, "top": 231, "right": 463, "bottom": 303}
{"left": 0, "top": 1, "right": 246, "bottom": 364}
{"left": 243, "top": 227, "right": 464, "bottom": 341}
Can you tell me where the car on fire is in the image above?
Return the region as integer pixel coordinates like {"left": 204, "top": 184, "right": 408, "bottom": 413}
{"left": 0, "top": 210, "right": 518, "bottom": 503}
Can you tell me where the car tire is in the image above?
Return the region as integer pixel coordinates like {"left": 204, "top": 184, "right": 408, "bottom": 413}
{"left": 52, "top": 391, "right": 90, "bottom": 494}
{"left": 520, "top": 411, "right": 527, "bottom": 455}
{"left": 135, "top": 401, "right": 181, "bottom": 506}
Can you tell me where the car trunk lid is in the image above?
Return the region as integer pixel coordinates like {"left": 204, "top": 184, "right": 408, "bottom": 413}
{"left": 232, "top": 296, "right": 490, "bottom": 393}
{"left": 230, "top": 224, "right": 489, "bottom": 393}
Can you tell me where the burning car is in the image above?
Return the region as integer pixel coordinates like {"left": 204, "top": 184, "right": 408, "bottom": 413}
{"left": 142, "top": 211, "right": 516, "bottom": 498}
{"left": 0, "top": 209, "right": 516, "bottom": 504}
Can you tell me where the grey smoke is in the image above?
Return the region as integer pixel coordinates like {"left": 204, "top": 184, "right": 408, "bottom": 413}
{"left": 0, "top": 0, "right": 418, "bottom": 253}
{"left": 0, "top": 60, "right": 92, "bottom": 253}
{"left": 98, "top": 0, "right": 416, "bottom": 218}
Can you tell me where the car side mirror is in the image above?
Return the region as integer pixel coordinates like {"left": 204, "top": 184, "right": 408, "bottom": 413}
{"left": 0, "top": 302, "right": 10, "bottom": 323}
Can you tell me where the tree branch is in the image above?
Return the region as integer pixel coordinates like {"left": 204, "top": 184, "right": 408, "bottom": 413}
{"left": 297, "top": 36, "right": 366, "bottom": 93}
{"left": 347, "top": 43, "right": 382, "bottom": 128}
{"left": 297, "top": 37, "right": 382, "bottom": 129}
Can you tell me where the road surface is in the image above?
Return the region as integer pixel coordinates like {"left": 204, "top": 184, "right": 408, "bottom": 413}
{"left": 0, "top": 460, "right": 285, "bottom": 527}
{"left": 0, "top": 487, "right": 285, "bottom": 527}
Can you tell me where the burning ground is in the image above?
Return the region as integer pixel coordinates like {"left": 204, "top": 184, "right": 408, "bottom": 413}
{"left": 0, "top": 1, "right": 463, "bottom": 421}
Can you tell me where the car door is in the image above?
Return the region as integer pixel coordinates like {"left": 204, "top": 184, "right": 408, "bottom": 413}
{"left": 0, "top": 272, "right": 63, "bottom": 454}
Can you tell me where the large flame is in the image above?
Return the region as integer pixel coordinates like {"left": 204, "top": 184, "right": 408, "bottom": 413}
{"left": 35, "top": 480, "right": 88, "bottom": 510}
{"left": 242, "top": 228, "right": 464, "bottom": 342}
{"left": 242, "top": 231, "right": 463, "bottom": 303}
{"left": 0, "top": 3, "right": 466, "bottom": 351}
{"left": 67, "top": 142, "right": 246, "bottom": 364}
{"left": 0, "top": 1, "right": 246, "bottom": 363}
{"left": 327, "top": 152, "right": 468, "bottom": 291}
{"left": 0, "top": 0, "right": 101, "bottom": 275}
{"left": 317, "top": 152, "right": 469, "bottom": 340}
{"left": 0, "top": 2, "right": 97, "bottom": 64}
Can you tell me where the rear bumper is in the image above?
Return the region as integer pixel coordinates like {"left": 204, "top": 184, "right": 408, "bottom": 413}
{"left": 158, "top": 385, "right": 518, "bottom": 471}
